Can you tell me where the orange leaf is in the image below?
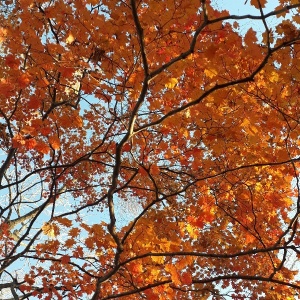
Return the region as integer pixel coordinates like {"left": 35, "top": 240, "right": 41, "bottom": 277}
{"left": 165, "top": 264, "right": 181, "bottom": 286}
{"left": 73, "top": 246, "right": 83, "bottom": 258}
{"left": 250, "top": 0, "right": 267, "bottom": 8}
{"left": 18, "top": 73, "right": 31, "bottom": 88}
{"left": 21, "top": 126, "right": 36, "bottom": 135}
{"left": 25, "top": 138, "right": 37, "bottom": 150}
{"left": 12, "top": 133, "right": 25, "bottom": 148}
{"left": 5, "top": 54, "right": 19, "bottom": 69}
{"left": 143, "top": 290, "right": 159, "bottom": 300}
{"left": 55, "top": 217, "right": 72, "bottom": 227}
{"left": 69, "top": 227, "right": 81, "bottom": 238}
{"left": 85, "top": 237, "right": 94, "bottom": 249}
{"left": 48, "top": 135, "right": 60, "bottom": 150}
{"left": 65, "top": 238, "right": 76, "bottom": 248}
{"left": 73, "top": 115, "right": 83, "bottom": 127}
{"left": 150, "top": 164, "right": 160, "bottom": 175}
{"left": 35, "top": 141, "right": 50, "bottom": 154}
{"left": 130, "top": 262, "right": 143, "bottom": 274}
{"left": 37, "top": 78, "right": 50, "bottom": 87}
{"left": 0, "top": 27, "right": 7, "bottom": 43}
{"left": 180, "top": 272, "right": 193, "bottom": 285}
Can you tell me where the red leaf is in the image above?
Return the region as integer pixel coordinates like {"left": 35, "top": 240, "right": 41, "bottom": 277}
{"left": 122, "top": 143, "right": 131, "bottom": 152}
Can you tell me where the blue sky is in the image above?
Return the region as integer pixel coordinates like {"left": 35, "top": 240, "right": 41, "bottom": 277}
{"left": 212, "top": 0, "right": 288, "bottom": 37}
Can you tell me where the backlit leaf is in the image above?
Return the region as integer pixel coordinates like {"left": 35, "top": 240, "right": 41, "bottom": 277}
{"left": 165, "top": 78, "right": 178, "bottom": 89}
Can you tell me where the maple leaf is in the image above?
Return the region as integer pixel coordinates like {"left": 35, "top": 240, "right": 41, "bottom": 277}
{"left": 48, "top": 135, "right": 60, "bottom": 150}
{"left": 250, "top": 0, "right": 267, "bottom": 8}
{"left": 129, "top": 262, "right": 143, "bottom": 274}
{"left": 35, "top": 141, "right": 50, "bottom": 154}
{"left": 18, "top": 73, "right": 31, "bottom": 88}
{"left": 65, "top": 32, "right": 75, "bottom": 44}
{"left": 58, "top": 66, "right": 75, "bottom": 78}
{"left": 55, "top": 217, "right": 72, "bottom": 227}
{"left": 21, "top": 126, "right": 36, "bottom": 135}
{"left": 28, "top": 95, "right": 42, "bottom": 109}
{"left": 64, "top": 238, "right": 76, "bottom": 248}
{"left": 37, "top": 77, "right": 50, "bottom": 87}
{"left": 0, "top": 27, "right": 7, "bottom": 43}
{"left": 165, "top": 264, "right": 181, "bottom": 286}
{"left": 42, "top": 222, "right": 58, "bottom": 238}
{"left": 150, "top": 164, "right": 160, "bottom": 175}
{"left": 69, "top": 228, "right": 81, "bottom": 238}
{"left": 61, "top": 255, "right": 70, "bottom": 264}
{"left": 180, "top": 272, "right": 193, "bottom": 285}
{"left": 204, "top": 68, "right": 217, "bottom": 79}
{"left": 165, "top": 78, "right": 178, "bottom": 88}
{"left": 25, "top": 138, "right": 37, "bottom": 150}
{"left": 269, "top": 71, "right": 279, "bottom": 83}
{"left": 244, "top": 27, "right": 258, "bottom": 46}
{"left": 5, "top": 55, "right": 19, "bottom": 69}
{"left": 73, "top": 246, "right": 84, "bottom": 258}
{"left": 122, "top": 143, "right": 131, "bottom": 152}
{"left": 12, "top": 133, "right": 25, "bottom": 148}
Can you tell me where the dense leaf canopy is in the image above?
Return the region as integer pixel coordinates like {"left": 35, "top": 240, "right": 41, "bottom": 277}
{"left": 0, "top": 0, "right": 300, "bottom": 299}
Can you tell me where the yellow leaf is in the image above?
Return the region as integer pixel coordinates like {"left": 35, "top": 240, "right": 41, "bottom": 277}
{"left": 150, "top": 268, "right": 160, "bottom": 279}
{"left": 66, "top": 32, "right": 75, "bottom": 44}
{"left": 255, "top": 182, "right": 262, "bottom": 192}
{"left": 165, "top": 78, "right": 178, "bottom": 89}
{"left": 248, "top": 125, "right": 258, "bottom": 135}
{"left": 186, "top": 224, "right": 198, "bottom": 240}
{"left": 204, "top": 68, "right": 217, "bottom": 79}
{"left": 269, "top": 71, "right": 279, "bottom": 83}
{"left": 240, "top": 118, "right": 258, "bottom": 136}
{"left": 151, "top": 255, "right": 165, "bottom": 264}
{"left": 42, "top": 222, "right": 58, "bottom": 238}
{"left": 241, "top": 118, "right": 250, "bottom": 127}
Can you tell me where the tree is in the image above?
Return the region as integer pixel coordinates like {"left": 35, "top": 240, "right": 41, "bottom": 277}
{"left": 0, "top": 0, "right": 300, "bottom": 298}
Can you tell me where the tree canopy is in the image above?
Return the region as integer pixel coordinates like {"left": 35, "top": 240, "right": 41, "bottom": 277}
{"left": 0, "top": 0, "right": 300, "bottom": 299}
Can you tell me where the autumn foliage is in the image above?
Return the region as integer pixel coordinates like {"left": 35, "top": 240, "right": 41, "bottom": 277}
{"left": 1, "top": 0, "right": 300, "bottom": 299}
